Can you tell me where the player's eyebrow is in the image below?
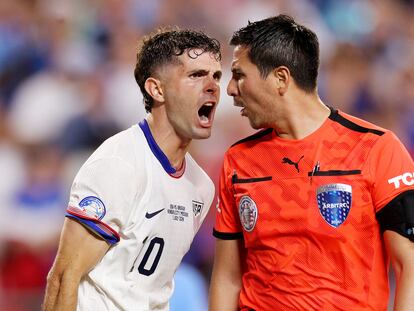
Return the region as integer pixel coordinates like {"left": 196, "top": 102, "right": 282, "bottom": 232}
{"left": 231, "top": 67, "right": 244, "bottom": 76}
{"left": 188, "top": 69, "right": 209, "bottom": 76}
{"left": 189, "top": 69, "right": 222, "bottom": 80}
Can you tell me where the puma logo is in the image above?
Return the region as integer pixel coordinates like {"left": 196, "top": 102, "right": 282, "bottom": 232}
{"left": 282, "top": 155, "right": 304, "bottom": 173}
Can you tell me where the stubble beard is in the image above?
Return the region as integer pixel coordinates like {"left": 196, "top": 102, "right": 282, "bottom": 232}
{"left": 248, "top": 115, "right": 262, "bottom": 130}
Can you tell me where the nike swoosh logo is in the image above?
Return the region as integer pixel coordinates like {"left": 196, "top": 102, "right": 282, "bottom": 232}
{"left": 145, "top": 208, "right": 165, "bottom": 219}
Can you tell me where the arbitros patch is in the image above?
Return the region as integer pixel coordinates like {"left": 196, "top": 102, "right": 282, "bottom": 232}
{"left": 316, "top": 183, "right": 352, "bottom": 228}
{"left": 239, "top": 196, "right": 258, "bottom": 232}
{"left": 79, "top": 196, "right": 106, "bottom": 220}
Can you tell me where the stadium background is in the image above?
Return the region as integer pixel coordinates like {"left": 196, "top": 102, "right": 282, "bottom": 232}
{"left": 0, "top": 0, "right": 413, "bottom": 310}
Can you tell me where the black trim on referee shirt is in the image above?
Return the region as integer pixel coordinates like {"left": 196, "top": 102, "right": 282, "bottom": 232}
{"left": 213, "top": 228, "right": 243, "bottom": 240}
{"left": 231, "top": 128, "right": 273, "bottom": 147}
{"left": 328, "top": 107, "right": 385, "bottom": 136}
{"left": 376, "top": 190, "right": 414, "bottom": 241}
{"left": 232, "top": 174, "right": 272, "bottom": 184}
{"left": 307, "top": 169, "right": 361, "bottom": 177}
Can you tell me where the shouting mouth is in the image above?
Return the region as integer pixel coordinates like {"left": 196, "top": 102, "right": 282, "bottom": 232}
{"left": 198, "top": 102, "right": 216, "bottom": 127}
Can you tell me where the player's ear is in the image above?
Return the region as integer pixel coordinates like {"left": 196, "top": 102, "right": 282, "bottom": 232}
{"left": 273, "top": 66, "right": 290, "bottom": 95}
{"left": 144, "top": 77, "right": 165, "bottom": 103}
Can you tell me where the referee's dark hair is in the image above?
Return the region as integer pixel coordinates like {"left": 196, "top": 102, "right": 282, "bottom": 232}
{"left": 230, "top": 14, "right": 319, "bottom": 92}
{"left": 135, "top": 27, "right": 221, "bottom": 113}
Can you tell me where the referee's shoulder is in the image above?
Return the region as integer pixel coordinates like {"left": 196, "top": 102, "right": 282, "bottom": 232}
{"left": 330, "top": 109, "right": 388, "bottom": 136}
{"left": 228, "top": 128, "right": 273, "bottom": 151}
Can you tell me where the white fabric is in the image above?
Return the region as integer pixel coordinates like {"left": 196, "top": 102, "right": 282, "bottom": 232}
{"left": 68, "top": 124, "right": 214, "bottom": 311}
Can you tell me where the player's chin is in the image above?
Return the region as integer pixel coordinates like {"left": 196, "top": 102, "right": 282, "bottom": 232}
{"left": 248, "top": 118, "right": 262, "bottom": 130}
{"left": 192, "top": 126, "right": 212, "bottom": 140}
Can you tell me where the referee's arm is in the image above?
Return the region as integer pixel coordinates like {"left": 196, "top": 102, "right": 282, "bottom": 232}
{"left": 209, "top": 238, "right": 243, "bottom": 311}
{"left": 384, "top": 230, "right": 414, "bottom": 311}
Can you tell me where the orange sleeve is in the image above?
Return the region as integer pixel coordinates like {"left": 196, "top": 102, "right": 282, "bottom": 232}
{"left": 368, "top": 131, "right": 414, "bottom": 211}
{"left": 214, "top": 153, "right": 243, "bottom": 235}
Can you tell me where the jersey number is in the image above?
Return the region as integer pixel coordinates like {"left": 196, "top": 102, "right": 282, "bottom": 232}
{"left": 138, "top": 237, "right": 165, "bottom": 276}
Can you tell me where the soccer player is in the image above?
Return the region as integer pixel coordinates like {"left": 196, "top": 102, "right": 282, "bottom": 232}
{"left": 43, "top": 28, "right": 222, "bottom": 311}
{"left": 209, "top": 15, "right": 414, "bottom": 311}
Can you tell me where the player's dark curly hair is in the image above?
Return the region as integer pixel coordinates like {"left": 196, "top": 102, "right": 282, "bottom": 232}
{"left": 230, "top": 14, "right": 319, "bottom": 92}
{"left": 134, "top": 27, "right": 221, "bottom": 112}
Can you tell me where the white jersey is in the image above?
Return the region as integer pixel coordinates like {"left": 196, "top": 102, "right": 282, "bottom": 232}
{"left": 66, "top": 120, "right": 214, "bottom": 311}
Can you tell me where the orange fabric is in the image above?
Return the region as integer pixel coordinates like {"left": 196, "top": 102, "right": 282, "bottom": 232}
{"left": 214, "top": 109, "right": 414, "bottom": 311}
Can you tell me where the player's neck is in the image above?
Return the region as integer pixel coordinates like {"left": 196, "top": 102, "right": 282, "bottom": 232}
{"left": 273, "top": 93, "right": 330, "bottom": 140}
{"left": 145, "top": 115, "right": 189, "bottom": 170}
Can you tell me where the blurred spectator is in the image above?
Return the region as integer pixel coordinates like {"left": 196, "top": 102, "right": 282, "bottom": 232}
{"left": 320, "top": 43, "right": 374, "bottom": 115}
{"left": 0, "top": 1, "right": 48, "bottom": 108}
{"left": 59, "top": 73, "right": 120, "bottom": 153}
{"left": 1, "top": 144, "right": 66, "bottom": 311}
{"left": 3, "top": 144, "right": 66, "bottom": 245}
{"left": 102, "top": 22, "right": 147, "bottom": 129}
{"left": 7, "top": 71, "right": 84, "bottom": 145}
{"left": 0, "top": 106, "right": 25, "bottom": 215}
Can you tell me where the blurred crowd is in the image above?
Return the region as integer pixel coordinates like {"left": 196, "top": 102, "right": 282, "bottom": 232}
{"left": 0, "top": 0, "right": 413, "bottom": 310}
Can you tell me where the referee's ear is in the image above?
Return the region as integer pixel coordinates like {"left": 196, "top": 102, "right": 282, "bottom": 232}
{"left": 144, "top": 77, "right": 165, "bottom": 103}
{"left": 273, "top": 66, "right": 290, "bottom": 96}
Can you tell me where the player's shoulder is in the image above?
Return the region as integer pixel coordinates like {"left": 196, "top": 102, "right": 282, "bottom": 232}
{"left": 74, "top": 125, "right": 145, "bottom": 190}
{"left": 228, "top": 128, "right": 274, "bottom": 152}
{"left": 185, "top": 153, "right": 215, "bottom": 188}
{"left": 85, "top": 125, "right": 142, "bottom": 166}
{"left": 329, "top": 108, "right": 390, "bottom": 137}
{"left": 101, "top": 124, "right": 141, "bottom": 149}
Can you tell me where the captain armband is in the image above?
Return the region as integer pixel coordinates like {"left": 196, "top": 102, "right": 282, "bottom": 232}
{"left": 376, "top": 190, "right": 414, "bottom": 241}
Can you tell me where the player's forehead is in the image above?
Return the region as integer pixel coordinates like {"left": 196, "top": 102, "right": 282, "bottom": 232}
{"left": 177, "top": 49, "right": 221, "bottom": 71}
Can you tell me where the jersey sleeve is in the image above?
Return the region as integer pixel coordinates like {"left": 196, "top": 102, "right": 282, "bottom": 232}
{"left": 213, "top": 153, "right": 243, "bottom": 239}
{"left": 66, "top": 157, "right": 138, "bottom": 245}
{"left": 368, "top": 131, "right": 414, "bottom": 211}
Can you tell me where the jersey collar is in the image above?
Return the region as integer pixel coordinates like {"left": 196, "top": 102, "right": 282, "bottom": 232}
{"left": 138, "top": 119, "right": 185, "bottom": 178}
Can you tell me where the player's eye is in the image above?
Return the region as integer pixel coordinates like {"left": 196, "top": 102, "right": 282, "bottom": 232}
{"left": 231, "top": 69, "right": 244, "bottom": 81}
{"left": 232, "top": 72, "right": 242, "bottom": 81}
{"left": 190, "top": 71, "right": 206, "bottom": 78}
{"left": 213, "top": 71, "right": 222, "bottom": 81}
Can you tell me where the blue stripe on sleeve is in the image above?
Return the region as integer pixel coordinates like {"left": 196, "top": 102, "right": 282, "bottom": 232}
{"left": 65, "top": 214, "right": 119, "bottom": 245}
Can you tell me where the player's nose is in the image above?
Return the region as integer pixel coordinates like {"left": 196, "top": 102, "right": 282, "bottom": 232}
{"left": 205, "top": 75, "right": 220, "bottom": 95}
{"left": 227, "top": 78, "right": 238, "bottom": 97}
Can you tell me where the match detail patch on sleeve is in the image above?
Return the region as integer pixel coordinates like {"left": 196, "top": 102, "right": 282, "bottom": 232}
{"left": 77, "top": 196, "right": 107, "bottom": 220}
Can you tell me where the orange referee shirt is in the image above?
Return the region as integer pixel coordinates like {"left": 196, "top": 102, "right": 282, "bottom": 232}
{"left": 214, "top": 108, "right": 414, "bottom": 311}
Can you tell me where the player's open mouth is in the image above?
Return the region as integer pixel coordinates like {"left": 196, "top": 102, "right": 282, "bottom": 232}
{"left": 233, "top": 99, "right": 247, "bottom": 116}
{"left": 198, "top": 102, "right": 215, "bottom": 126}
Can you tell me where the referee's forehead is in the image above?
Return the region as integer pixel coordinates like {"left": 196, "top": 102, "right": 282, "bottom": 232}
{"left": 231, "top": 46, "right": 253, "bottom": 70}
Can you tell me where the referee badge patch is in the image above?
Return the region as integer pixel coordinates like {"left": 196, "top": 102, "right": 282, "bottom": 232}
{"left": 239, "top": 196, "right": 258, "bottom": 232}
{"left": 317, "top": 184, "right": 352, "bottom": 228}
{"left": 79, "top": 196, "right": 106, "bottom": 220}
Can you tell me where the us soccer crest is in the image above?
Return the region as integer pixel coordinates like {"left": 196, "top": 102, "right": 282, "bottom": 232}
{"left": 192, "top": 200, "right": 203, "bottom": 216}
{"left": 316, "top": 184, "right": 352, "bottom": 228}
{"left": 239, "top": 196, "right": 258, "bottom": 232}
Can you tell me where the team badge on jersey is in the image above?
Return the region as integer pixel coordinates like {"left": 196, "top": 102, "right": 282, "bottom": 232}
{"left": 78, "top": 196, "right": 106, "bottom": 220}
{"left": 192, "top": 200, "right": 204, "bottom": 216}
{"left": 316, "top": 184, "right": 352, "bottom": 228}
{"left": 239, "top": 196, "right": 258, "bottom": 232}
